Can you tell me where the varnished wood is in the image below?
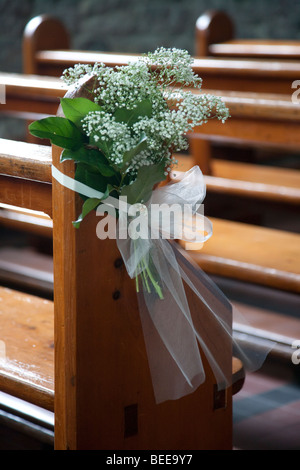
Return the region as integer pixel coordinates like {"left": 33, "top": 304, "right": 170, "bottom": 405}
{"left": 175, "top": 156, "right": 300, "bottom": 205}
{"left": 4, "top": 71, "right": 300, "bottom": 128}
{"left": 0, "top": 282, "right": 242, "bottom": 414}
{"left": 211, "top": 159, "right": 300, "bottom": 190}
{"left": 209, "top": 39, "right": 300, "bottom": 60}
{"left": 0, "top": 133, "right": 299, "bottom": 297}
{"left": 195, "top": 10, "right": 235, "bottom": 57}
{"left": 0, "top": 175, "right": 52, "bottom": 217}
{"left": 0, "top": 246, "right": 53, "bottom": 295}
{"left": 231, "top": 357, "right": 244, "bottom": 395}
{"left": 0, "top": 137, "right": 52, "bottom": 216}
{"left": 195, "top": 88, "right": 300, "bottom": 125}
{"left": 0, "top": 204, "right": 52, "bottom": 238}
{"left": 2, "top": 29, "right": 300, "bottom": 446}
{"left": 2, "top": 72, "right": 300, "bottom": 189}
{"left": 23, "top": 15, "right": 70, "bottom": 75}
{"left": 1, "top": 68, "right": 300, "bottom": 297}
{"left": 1, "top": 68, "right": 300, "bottom": 296}
{"left": 28, "top": 49, "right": 300, "bottom": 94}
{"left": 0, "top": 286, "right": 54, "bottom": 411}
{"left": 51, "top": 80, "right": 234, "bottom": 450}
{"left": 21, "top": 15, "right": 300, "bottom": 93}
{"left": 1, "top": 24, "right": 300, "bottom": 449}
{"left": 0, "top": 138, "right": 52, "bottom": 182}
{"left": 233, "top": 302, "right": 300, "bottom": 360}
{"left": 52, "top": 144, "right": 233, "bottom": 450}
{"left": 184, "top": 217, "right": 300, "bottom": 294}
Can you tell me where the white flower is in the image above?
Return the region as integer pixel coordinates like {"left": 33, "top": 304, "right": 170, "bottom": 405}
{"left": 61, "top": 47, "right": 230, "bottom": 178}
{"left": 82, "top": 111, "right": 134, "bottom": 165}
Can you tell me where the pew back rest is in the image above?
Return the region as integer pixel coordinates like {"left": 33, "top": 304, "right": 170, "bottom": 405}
{"left": 23, "top": 15, "right": 70, "bottom": 75}
{"left": 195, "top": 10, "right": 235, "bottom": 57}
{"left": 22, "top": 15, "right": 300, "bottom": 94}
{"left": 195, "top": 10, "right": 300, "bottom": 60}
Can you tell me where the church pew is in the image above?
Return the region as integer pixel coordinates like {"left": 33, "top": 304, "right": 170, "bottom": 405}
{"left": 195, "top": 10, "right": 300, "bottom": 60}
{"left": 0, "top": 131, "right": 244, "bottom": 449}
{"left": 1, "top": 136, "right": 300, "bottom": 360}
{"left": 1, "top": 72, "right": 300, "bottom": 205}
{"left": 1, "top": 79, "right": 299, "bottom": 448}
{"left": 22, "top": 15, "right": 300, "bottom": 94}
{"left": 0, "top": 140, "right": 54, "bottom": 414}
{"left": 1, "top": 131, "right": 300, "bottom": 449}
{"left": 20, "top": 15, "right": 300, "bottom": 184}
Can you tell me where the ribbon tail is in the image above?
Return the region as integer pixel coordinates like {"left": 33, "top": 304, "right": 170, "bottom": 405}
{"left": 169, "top": 241, "right": 275, "bottom": 388}
{"left": 135, "top": 238, "right": 206, "bottom": 403}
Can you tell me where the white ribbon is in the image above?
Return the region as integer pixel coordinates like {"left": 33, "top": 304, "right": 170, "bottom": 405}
{"left": 52, "top": 164, "right": 273, "bottom": 403}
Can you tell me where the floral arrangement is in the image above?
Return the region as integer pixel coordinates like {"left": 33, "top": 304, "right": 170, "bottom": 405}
{"left": 29, "top": 48, "right": 229, "bottom": 301}
{"left": 29, "top": 47, "right": 229, "bottom": 225}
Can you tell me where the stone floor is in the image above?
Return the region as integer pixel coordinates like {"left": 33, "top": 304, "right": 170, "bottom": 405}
{"left": 233, "top": 359, "right": 300, "bottom": 450}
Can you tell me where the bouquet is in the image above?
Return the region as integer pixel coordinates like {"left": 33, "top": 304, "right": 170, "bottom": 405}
{"left": 29, "top": 47, "right": 229, "bottom": 213}
{"left": 29, "top": 47, "right": 229, "bottom": 299}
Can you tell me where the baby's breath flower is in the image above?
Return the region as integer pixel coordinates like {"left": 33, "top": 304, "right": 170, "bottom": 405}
{"left": 82, "top": 111, "right": 134, "bottom": 165}
{"left": 142, "top": 47, "right": 202, "bottom": 89}
{"left": 61, "top": 47, "right": 230, "bottom": 179}
{"left": 61, "top": 62, "right": 107, "bottom": 85}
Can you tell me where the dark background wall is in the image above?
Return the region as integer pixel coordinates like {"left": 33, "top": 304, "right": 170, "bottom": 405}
{"left": 1, "top": 0, "right": 300, "bottom": 74}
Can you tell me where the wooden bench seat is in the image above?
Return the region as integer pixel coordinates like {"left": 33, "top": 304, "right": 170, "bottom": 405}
{"left": 1, "top": 50, "right": 299, "bottom": 373}
{"left": 5, "top": 71, "right": 300, "bottom": 146}
{"left": 0, "top": 204, "right": 52, "bottom": 238}
{"left": 0, "top": 286, "right": 54, "bottom": 411}
{"left": 0, "top": 279, "right": 298, "bottom": 419}
{"left": 233, "top": 301, "right": 300, "bottom": 360}
{"left": 190, "top": 88, "right": 300, "bottom": 150}
{"left": 0, "top": 284, "right": 245, "bottom": 412}
{"left": 207, "top": 39, "right": 300, "bottom": 60}
{"left": 184, "top": 217, "right": 300, "bottom": 294}
{"left": 0, "top": 138, "right": 52, "bottom": 216}
{"left": 2, "top": 207, "right": 300, "bottom": 294}
{"left": 0, "top": 246, "right": 53, "bottom": 296}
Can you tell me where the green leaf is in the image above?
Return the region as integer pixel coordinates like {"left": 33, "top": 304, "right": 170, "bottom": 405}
{"left": 60, "top": 97, "right": 103, "bottom": 128}
{"left": 113, "top": 99, "right": 153, "bottom": 127}
{"left": 72, "top": 197, "right": 102, "bottom": 228}
{"left": 29, "top": 116, "right": 84, "bottom": 150}
{"left": 120, "top": 160, "right": 166, "bottom": 205}
{"left": 61, "top": 147, "right": 116, "bottom": 177}
{"left": 75, "top": 162, "right": 110, "bottom": 199}
{"left": 122, "top": 133, "right": 148, "bottom": 167}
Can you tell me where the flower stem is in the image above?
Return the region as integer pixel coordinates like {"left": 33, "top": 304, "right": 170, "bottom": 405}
{"left": 143, "top": 259, "right": 164, "bottom": 300}
{"left": 135, "top": 256, "right": 164, "bottom": 300}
